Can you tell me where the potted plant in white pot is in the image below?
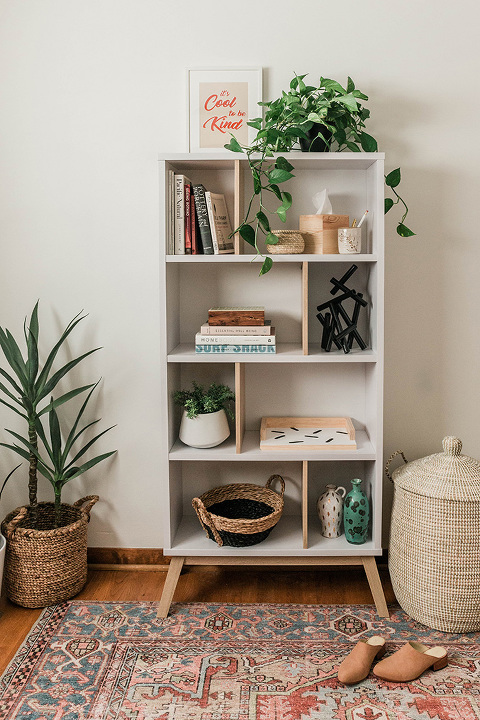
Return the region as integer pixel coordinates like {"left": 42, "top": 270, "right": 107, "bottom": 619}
{"left": 0, "top": 303, "right": 116, "bottom": 607}
{"left": 174, "top": 381, "right": 235, "bottom": 448}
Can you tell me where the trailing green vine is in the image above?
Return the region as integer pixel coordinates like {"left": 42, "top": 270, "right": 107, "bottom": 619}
{"left": 226, "top": 73, "right": 415, "bottom": 275}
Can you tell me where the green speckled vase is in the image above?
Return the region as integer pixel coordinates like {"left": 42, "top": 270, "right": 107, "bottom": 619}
{"left": 343, "top": 478, "right": 370, "bottom": 544}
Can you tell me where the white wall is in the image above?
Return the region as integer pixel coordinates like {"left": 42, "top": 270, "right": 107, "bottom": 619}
{"left": 0, "top": 0, "right": 479, "bottom": 547}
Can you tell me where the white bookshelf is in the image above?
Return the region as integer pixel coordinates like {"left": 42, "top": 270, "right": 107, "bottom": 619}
{"left": 158, "top": 152, "right": 387, "bottom": 617}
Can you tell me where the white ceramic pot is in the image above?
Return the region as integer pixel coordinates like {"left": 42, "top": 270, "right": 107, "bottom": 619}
{"left": 179, "top": 409, "right": 230, "bottom": 449}
{"left": 0, "top": 533, "right": 5, "bottom": 594}
{"left": 316, "top": 484, "right": 346, "bottom": 538}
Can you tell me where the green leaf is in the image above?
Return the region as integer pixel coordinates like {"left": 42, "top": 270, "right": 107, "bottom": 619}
{"left": 385, "top": 168, "right": 401, "bottom": 188}
{"left": 0, "top": 329, "right": 27, "bottom": 389}
{"left": 256, "top": 211, "right": 270, "bottom": 233}
{"left": 322, "top": 78, "right": 346, "bottom": 94}
{"left": 36, "top": 348, "right": 101, "bottom": 402}
{"left": 0, "top": 464, "right": 22, "bottom": 500}
{"left": 0, "top": 442, "right": 31, "bottom": 464}
{"left": 347, "top": 76, "right": 355, "bottom": 93}
{"left": 265, "top": 233, "right": 279, "bottom": 245}
{"left": 397, "top": 223, "right": 416, "bottom": 237}
{"left": 239, "top": 224, "right": 256, "bottom": 247}
{"left": 360, "top": 132, "right": 378, "bottom": 152}
{"left": 275, "top": 156, "right": 294, "bottom": 172}
{"left": 247, "top": 118, "right": 262, "bottom": 130}
{"left": 260, "top": 257, "right": 273, "bottom": 275}
{"left": 64, "top": 451, "right": 116, "bottom": 481}
{"left": 38, "top": 384, "right": 95, "bottom": 416}
{"left": 268, "top": 168, "right": 294, "bottom": 184}
{"left": 0, "top": 397, "right": 28, "bottom": 420}
{"left": 66, "top": 426, "right": 116, "bottom": 469}
{"left": 384, "top": 198, "right": 394, "bottom": 214}
{"left": 34, "top": 311, "right": 86, "bottom": 395}
{"left": 224, "top": 137, "right": 243, "bottom": 153}
{"left": 276, "top": 206, "right": 287, "bottom": 223}
{"left": 253, "top": 171, "right": 261, "bottom": 195}
{"left": 346, "top": 141, "right": 361, "bottom": 152}
{"left": 49, "top": 403, "right": 62, "bottom": 470}
{"left": 282, "top": 191, "right": 292, "bottom": 210}
{"left": 268, "top": 184, "right": 282, "bottom": 201}
{"left": 336, "top": 93, "right": 359, "bottom": 112}
{"left": 0, "top": 367, "right": 24, "bottom": 397}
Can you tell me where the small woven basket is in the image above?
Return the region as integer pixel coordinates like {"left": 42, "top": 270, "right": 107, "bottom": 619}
{"left": 267, "top": 231, "right": 305, "bottom": 254}
{"left": 386, "top": 437, "right": 480, "bottom": 632}
{"left": 192, "top": 475, "right": 285, "bottom": 547}
{"left": 1, "top": 496, "right": 98, "bottom": 608}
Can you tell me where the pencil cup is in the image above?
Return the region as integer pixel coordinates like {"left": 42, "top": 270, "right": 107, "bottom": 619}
{"left": 338, "top": 227, "right": 361, "bottom": 254}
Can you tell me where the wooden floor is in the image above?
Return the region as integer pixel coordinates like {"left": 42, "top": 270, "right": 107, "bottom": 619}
{"left": 0, "top": 563, "right": 395, "bottom": 675}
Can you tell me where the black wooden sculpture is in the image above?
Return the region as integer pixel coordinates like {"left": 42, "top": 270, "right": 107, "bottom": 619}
{"left": 316, "top": 264, "right": 368, "bottom": 353}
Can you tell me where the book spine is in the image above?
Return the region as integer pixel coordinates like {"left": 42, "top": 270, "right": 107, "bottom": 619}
{"left": 174, "top": 175, "right": 185, "bottom": 255}
{"left": 196, "top": 334, "right": 275, "bottom": 345}
{"left": 192, "top": 185, "right": 214, "bottom": 255}
{"left": 195, "top": 344, "right": 276, "bottom": 353}
{"left": 190, "top": 194, "right": 199, "bottom": 254}
{"left": 200, "top": 324, "right": 273, "bottom": 335}
{"left": 205, "top": 191, "right": 219, "bottom": 254}
{"left": 167, "top": 170, "right": 174, "bottom": 255}
{"left": 184, "top": 183, "right": 192, "bottom": 255}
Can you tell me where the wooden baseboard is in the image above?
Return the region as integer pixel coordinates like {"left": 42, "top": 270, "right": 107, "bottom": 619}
{"left": 87, "top": 547, "right": 388, "bottom": 570}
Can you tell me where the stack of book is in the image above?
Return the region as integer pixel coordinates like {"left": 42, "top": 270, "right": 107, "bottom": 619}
{"left": 195, "top": 307, "right": 276, "bottom": 354}
{"left": 166, "top": 171, "right": 234, "bottom": 256}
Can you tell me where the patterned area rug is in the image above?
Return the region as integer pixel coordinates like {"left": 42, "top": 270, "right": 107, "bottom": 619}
{"left": 1, "top": 602, "right": 479, "bottom": 719}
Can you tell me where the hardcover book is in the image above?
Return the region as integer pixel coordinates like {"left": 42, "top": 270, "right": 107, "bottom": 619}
{"left": 200, "top": 321, "right": 272, "bottom": 335}
{"left": 195, "top": 333, "right": 275, "bottom": 345}
{"left": 192, "top": 184, "right": 214, "bottom": 255}
{"left": 174, "top": 174, "right": 190, "bottom": 254}
{"left": 205, "top": 192, "right": 234, "bottom": 254}
{"left": 208, "top": 307, "right": 265, "bottom": 326}
{"left": 184, "top": 183, "right": 192, "bottom": 254}
{"left": 195, "top": 344, "right": 276, "bottom": 354}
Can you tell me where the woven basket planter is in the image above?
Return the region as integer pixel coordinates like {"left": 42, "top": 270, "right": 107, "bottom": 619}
{"left": 1, "top": 496, "right": 98, "bottom": 608}
{"left": 386, "top": 437, "right": 480, "bottom": 632}
{"left": 192, "top": 475, "right": 285, "bottom": 547}
{"left": 267, "top": 231, "right": 305, "bottom": 254}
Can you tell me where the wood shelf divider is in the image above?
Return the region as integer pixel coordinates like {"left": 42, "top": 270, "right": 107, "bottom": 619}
{"left": 235, "top": 362, "right": 245, "bottom": 454}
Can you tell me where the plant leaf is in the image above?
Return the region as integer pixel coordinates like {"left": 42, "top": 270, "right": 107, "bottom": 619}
{"left": 36, "top": 348, "right": 101, "bottom": 401}
{"left": 239, "top": 224, "right": 256, "bottom": 247}
{"left": 384, "top": 198, "right": 394, "bottom": 214}
{"left": 336, "top": 93, "right": 359, "bottom": 111}
{"left": 347, "top": 76, "right": 355, "bottom": 93}
{"left": 275, "top": 156, "right": 294, "bottom": 172}
{"left": 256, "top": 211, "right": 270, "bottom": 233}
{"left": 0, "top": 367, "right": 24, "bottom": 397}
{"left": 346, "top": 141, "right": 361, "bottom": 152}
{"left": 0, "top": 463, "right": 22, "bottom": 500}
{"left": 34, "top": 311, "right": 86, "bottom": 395}
{"left": 64, "top": 451, "right": 116, "bottom": 482}
{"left": 224, "top": 137, "right": 243, "bottom": 153}
{"left": 38, "top": 384, "right": 95, "bottom": 416}
{"left": 0, "top": 329, "right": 28, "bottom": 389}
{"left": 360, "top": 132, "right": 378, "bottom": 152}
{"left": 282, "top": 191, "right": 292, "bottom": 210}
{"left": 0, "top": 397, "right": 28, "bottom": 420}
{"left": 385, "top": 168, "right": 401, "bottom": 188}
{"left": 276, "top": 206, "right": 287, "bottom": 223}
{"left": 65, "top": 426, "right": 116, "bottom": 469}
{"left": 48, "top": 403, "right": 62, "bottom": 470}
{"left": 268, "top": 184, "right": 282, "bottom": 201}
{"left": 397, "top": 223, "right": 416, "bottom": 237}
{"left": 268, "top": 168, "right": 294, "bottom": 184}
{"left": 265, "top": 233, "right": 279, "bottom": 245}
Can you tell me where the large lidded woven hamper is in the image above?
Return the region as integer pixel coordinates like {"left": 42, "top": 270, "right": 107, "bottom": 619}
{"left": 386, "top": 436, "right": 480, "bottom": 632}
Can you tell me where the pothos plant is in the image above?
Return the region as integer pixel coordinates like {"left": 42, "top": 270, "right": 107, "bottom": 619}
{"left": 225, "top": 73, "right": 414, "bottom": 275}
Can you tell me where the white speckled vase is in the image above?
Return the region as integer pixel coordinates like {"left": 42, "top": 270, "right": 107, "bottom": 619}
{"left": 316, "top": 484, "right": 346, "bottom": 538}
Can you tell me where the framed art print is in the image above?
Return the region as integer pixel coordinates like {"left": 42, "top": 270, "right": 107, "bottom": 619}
{"left": 187, "top": 67, "right": 262, "bottom": 152}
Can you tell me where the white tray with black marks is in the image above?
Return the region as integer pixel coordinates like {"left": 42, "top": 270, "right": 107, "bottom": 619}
{"left": 260, "top": 417, "right": 357, "bottom": 451}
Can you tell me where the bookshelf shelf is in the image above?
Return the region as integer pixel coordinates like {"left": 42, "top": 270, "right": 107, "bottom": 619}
{"left": 167, "top": 344, "right": 378, "bottom": 363}
{"left": 158, "top": 152, "right": 387, "bottom": 618}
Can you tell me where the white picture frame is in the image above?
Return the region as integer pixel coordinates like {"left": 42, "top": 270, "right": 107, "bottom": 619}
{"left": 187, "top": 67, "right": 262, "bottom": 153}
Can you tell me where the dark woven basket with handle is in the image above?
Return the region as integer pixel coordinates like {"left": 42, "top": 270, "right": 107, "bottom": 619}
{"left": 192, "top": 475, "right": 285, "bottom": 547}
{"left": 1, "top": 496, "right": 98, "bottom": 608}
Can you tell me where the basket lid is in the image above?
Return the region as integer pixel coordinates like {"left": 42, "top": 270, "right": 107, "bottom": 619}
{"left": 392, "top": 436, "right": 480, "bottom": 501}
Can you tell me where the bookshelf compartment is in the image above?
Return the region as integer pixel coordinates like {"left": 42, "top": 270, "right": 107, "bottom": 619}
{"left": 166, "top": 460, "right": 304, "bottom": 555}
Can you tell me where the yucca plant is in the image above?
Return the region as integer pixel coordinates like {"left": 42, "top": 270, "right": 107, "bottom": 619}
{"left": 0, "top": 303, "right": 100, "bottom": 525}
{"left": 1, "top": 383, "right": 116, "bottom": 527}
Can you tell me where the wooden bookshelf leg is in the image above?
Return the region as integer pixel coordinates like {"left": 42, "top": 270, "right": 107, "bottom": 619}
{"left": 157, "top": 556, "right": 185, "bottom": 618}
{"left": 362, "top": 556, "right": 389, "bottom": 618}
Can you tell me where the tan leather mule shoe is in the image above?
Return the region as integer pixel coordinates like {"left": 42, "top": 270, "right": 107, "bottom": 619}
{"left": 337, "top": 635, "right": 386, "bottom": 684}
{"left": 373, "top": 641, "right": 448, "bottom": 682}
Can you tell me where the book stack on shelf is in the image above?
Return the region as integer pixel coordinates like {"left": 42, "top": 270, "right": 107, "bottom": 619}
{"left": 166, "top": 171, "right": 234, "bottom": 255}
{"left": 195, "top": 307, "right": 276, "bottom": 354}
